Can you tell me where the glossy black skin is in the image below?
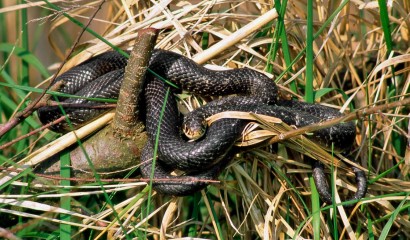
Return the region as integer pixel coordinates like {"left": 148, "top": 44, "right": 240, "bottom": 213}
{"left": 38, "top": 49, "right": 367, "bottom": 201}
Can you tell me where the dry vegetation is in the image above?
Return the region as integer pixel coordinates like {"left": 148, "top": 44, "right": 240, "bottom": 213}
{"left": 1, "top": 0, "right": 410, "bottom": 239}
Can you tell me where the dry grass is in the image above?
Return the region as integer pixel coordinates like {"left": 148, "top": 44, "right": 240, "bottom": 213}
{"left": 1, "top": 0, "right": 410, "bottom": 239}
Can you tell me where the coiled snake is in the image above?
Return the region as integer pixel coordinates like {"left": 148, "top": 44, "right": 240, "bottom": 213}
{"left": 38, "top": 49, "right": 367, "bottom": 204}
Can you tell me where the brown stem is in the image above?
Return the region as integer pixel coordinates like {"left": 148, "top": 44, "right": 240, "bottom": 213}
{"left": 112, "top": 28, "right": 159, "bottom": 137}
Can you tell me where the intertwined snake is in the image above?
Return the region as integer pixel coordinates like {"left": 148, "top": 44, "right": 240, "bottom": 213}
{"left": 38, "top": 49, "right": 367, "bottom": 204}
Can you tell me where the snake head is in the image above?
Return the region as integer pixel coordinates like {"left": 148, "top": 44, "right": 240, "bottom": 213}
{"left": 182, "top": 118, "right": 207, "bottom": 140}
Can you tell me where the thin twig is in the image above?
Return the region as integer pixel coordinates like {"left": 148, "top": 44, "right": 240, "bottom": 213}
{"left": 0, "top": 166, "right": 220, "bottom": 184}
{"left": 0, "top": 116, "right": 65, "bottom": 150}
{"left": 0, "top": 82, "right": 63, "bottom": 138}
{"left": 0, "top": 0, "right": 106, "bottom": 139}
{"left": 40, "top": 101, "right": 116, "bottom": 110}
{"left": 262, "top": 98, "right": 410, "bottom": 147}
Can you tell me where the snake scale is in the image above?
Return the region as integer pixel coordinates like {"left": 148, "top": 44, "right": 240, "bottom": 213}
{"left": 38, "top": 49, "right": 367, "bottom": 203}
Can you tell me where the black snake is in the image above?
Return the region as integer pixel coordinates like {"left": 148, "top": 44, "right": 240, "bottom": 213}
{"left": 38, "top": 49, "right": 367, "bottom": 204}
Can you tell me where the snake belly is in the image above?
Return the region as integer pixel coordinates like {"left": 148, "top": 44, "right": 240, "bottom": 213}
{"left": 38, "top": 49, "right": 357, "bottom": 196}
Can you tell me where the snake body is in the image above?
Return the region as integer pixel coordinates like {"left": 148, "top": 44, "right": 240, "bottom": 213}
{"left": 38, "top": 51, "right": 128, "bottom": 132}
{"left": 38, "top": 49, "right": 366, "bottom": 201}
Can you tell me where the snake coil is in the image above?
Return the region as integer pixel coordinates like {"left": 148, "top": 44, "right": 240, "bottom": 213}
{"left": 38, "top": 49, "right": 367, "bottom": 204}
